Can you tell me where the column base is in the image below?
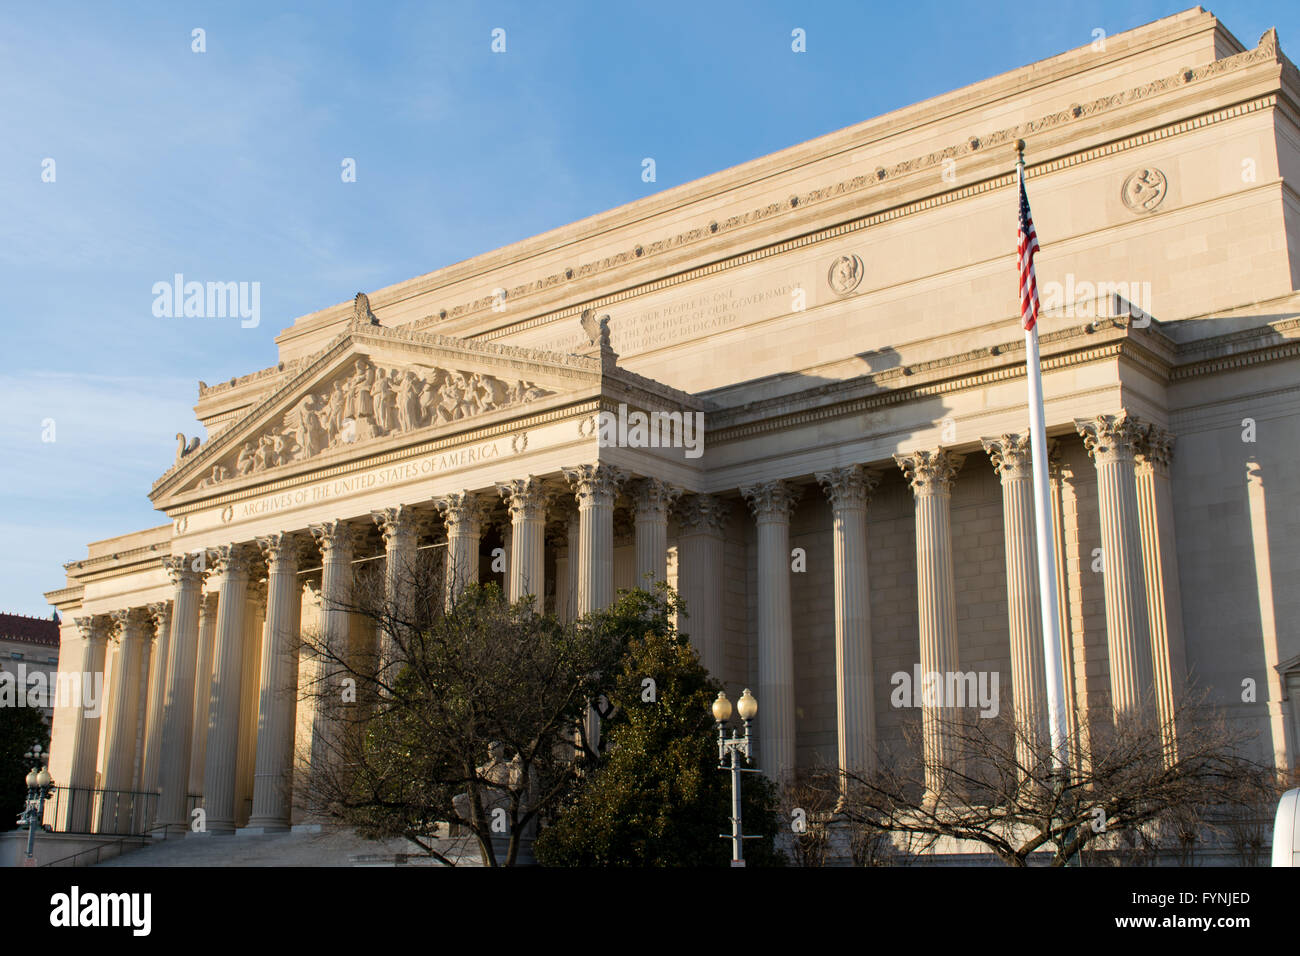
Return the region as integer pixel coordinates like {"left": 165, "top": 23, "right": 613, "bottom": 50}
{"left": 240, "top": 822, "right": 291, "bottom": 835}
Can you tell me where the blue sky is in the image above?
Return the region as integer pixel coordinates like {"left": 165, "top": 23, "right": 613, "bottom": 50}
{"left": 1, "top": 0, "right": 1295, "bottom": 616}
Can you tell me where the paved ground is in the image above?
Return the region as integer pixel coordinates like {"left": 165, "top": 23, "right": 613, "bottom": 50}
{"left": 93, "top": 826, "right": 483, "bottom": 867}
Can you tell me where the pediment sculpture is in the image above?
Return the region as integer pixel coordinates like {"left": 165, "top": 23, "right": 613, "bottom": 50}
{"left": 194, "top": 356, "right": 552, "bottom": 488}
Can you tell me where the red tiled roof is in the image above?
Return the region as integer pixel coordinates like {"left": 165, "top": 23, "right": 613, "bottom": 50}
{"left": 0, "top": 612, "right": 61, "bottom": 646}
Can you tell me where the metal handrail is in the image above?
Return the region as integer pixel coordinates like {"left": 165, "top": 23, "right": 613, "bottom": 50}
{"left": 41, "top": 785, "right": 160, "bottom": 835}
{"left": 39, "top": 819, "right": 175, "bottom": 868}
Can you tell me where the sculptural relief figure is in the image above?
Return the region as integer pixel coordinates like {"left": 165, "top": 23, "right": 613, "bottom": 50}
{"left": 371, "top": 368, "right": 396, "bottom": 434}
{"left": 325, "top": 381, "right": 346, "bottom": 445}
{"left": 290, "top": 395, "right": 327, "bottom": 458}
{"left": 419, "top": 381, "right": 439, "bottom": 424}
{"left": 197, "top": 465, "right": 228, "bottom": 488}
{"left": 396, "top": 371, "right": 423, "bottom": 433}
{"left": 478, "top": 374, "right": 508, "bottom": 411}
{"left": 437, "top": 376, "right": 463, "bottom": 424}
{"left": 191, "top": 357, "right": 555, "bottom": 490}
{"left": 236, "top": 442, "right": 256, "bottom": 476}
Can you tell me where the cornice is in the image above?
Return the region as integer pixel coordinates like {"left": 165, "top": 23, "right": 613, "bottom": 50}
{"left": 377, "top": 34, "right": 1288, "bottom": 345}
{"left": 164, "top": 397, "right": 604, "bottom": 518}
{"left": 155, "top": 322, "right": 601, "bottom": 500}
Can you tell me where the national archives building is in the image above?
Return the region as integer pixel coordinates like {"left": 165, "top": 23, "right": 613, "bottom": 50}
{"left": 41, "top": 9, "right": 1300, "bottom": 837}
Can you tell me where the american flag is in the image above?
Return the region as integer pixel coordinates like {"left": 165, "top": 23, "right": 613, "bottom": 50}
{"left": 1017, "top": 169, "right": 1040, "bottom": 332}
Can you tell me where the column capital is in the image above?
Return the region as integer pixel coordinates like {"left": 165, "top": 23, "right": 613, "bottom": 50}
{"left": 371, "top": 505, "right": 420, "bottom": 547}
{"left": 207, "top": 542, "right": 258, "bottom": 578}
{"left": 162, "top": 553, "right": 207, "bottom": 586}
{"left": 675, "top": 493, "right": 730, "bottom": 535}
{"left": 496, "top": 476, "right": 553, "bottom": 520}
{"left": 894, "top": 448, "right": 964, "bottom": 496}
{"left": 562, "top": 463, "right": 626, "bottom": 506}
{"left": 309, "top": 519, "right": 363, "bottom": 556}
{"left": 257, "top": 531, "right": 308, "bottom": 573}
{"left": 435, "top": 490, "right": 490, "bottom": 535}
{"left": 109, "top": 607, "right": 150, "bottom": 641}
{"left": 1134, "top": 424, "right": 1175, "bottom": 472}
{"left": 740, "top": 479, "right": 802, "bottom": 522}
{"left": 146, "top": 600, "right": 173, "bottom": 637}
{"left": 628, "top": 477, "right": 682, "bottom": 520}
{"left": 74, "top": 614, "right": 111, "bottom": 644}
{"left": 815, "top": 464, "right": 880, "bottom": 511}
{"left": 981, "top": 434, "right": 1034, "bottom": 482}
{"left": 246, "top": 576, "right": 269, "bottom": 609}
{"left": 1075, "top": 411, "right": 1148, "bottom": 465}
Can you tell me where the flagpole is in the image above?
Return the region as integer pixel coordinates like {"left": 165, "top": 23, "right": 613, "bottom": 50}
{"left": 1017, "top": 140, "right": 1069, "bottom": 774}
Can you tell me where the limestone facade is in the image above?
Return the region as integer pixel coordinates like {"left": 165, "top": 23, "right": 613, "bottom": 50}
{"left": 42, "top": 10, "right": 1300, "bottom": 833}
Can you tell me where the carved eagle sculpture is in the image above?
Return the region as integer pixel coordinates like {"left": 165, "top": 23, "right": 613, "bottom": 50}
{"left": 354, "top": 292, "right": 380, "bottom": 326}
{"left": 579, "top": 308, "right": 611, "bottom": 348}
{"left": 174, "top": 432, "right": 200, "bottom": 465}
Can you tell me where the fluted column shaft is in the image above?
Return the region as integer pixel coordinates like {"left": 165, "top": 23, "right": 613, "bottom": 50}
{"left": 1136, "top": 428, "right": 1186, "bottom": 759}
{"left": 741, "top": 480, "right": 802, "bottom": 780}
{"left": 202, "top": 544, "right": 254, "bottom": 834}
{"left": 98, "top": 610, "right": 149, "bottom": 832}
{"left": 249, "top": 534, "right": 303, "bottom": 830}
{"left": 156, "top": 557, "right": 204, "bottom": 832}
{"left": 65, "top": 617, "right": 109, "bottom": 832}
{"left": 188, "top": 592, "right": 218, "bottom": 797}
{"left": 498, "top": 477, "right": 549, "bottom": 611}
{"left": 816, "top": 466, "right": 879, "bottom": 780}
{"left": 896, "top": 449, "right": 964, "bottom": 800}
{"left": 373, "top": 506, "right": 418, "bottom": 679}
{"left": 676, "top": 495, "right": 728, "bottom": 678}
{"left": 234, "top": 580, "right": 267, "bottom": 827}
{"left": 308, "top": 520, "right": 357, "bottom": 781}
{"left": 564, "top": 464, "right": 624, "bottom": 616}
{"left": 1076, "top": 414, "right": 1154, "bottom": 717}
{"left": 983, "top": 436, "right": 1051, "bottom": 769}
{"left": 564, "top": 464, "right": 624, "bottom": 752}
{"left": 631, "top": 478, "right": 679, "bottom": 589}
{"left": 139, "top": 602, "right": 172, "bottom": 808}
{"left": 437, "top": 492, "right": 483, "bottom": 604}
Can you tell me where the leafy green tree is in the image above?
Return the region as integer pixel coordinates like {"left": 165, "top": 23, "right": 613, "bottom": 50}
{"left": 536, "top": 587, "right": 783, "bottom": 866}
{"left": 1, "top": 705, "right": 49, "bottom": 831}
{"left": 302, "top": 581, "right": 627, "bottom": 866}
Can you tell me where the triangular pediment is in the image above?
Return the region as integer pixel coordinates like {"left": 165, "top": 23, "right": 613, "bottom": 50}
{"left": 153, "top": 322, "right": 601, "bottom": 502}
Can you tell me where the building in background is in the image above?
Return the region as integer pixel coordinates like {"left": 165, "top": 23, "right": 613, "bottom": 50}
{"left": 0, "top": 611, "right": 61, "bottom": 723}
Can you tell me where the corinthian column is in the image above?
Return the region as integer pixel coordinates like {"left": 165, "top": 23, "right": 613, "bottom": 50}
{"left": 563, "top": 463, "right": 625, "bottom": 752}
{"left": 630, "top": 478, "right": 680, "bottom": 589}
{"left": 1135, "top": 426, "right": 1186, "bottom": 759}
{"left": 1075, "top": 412, "right": 1153, "bottom": 717}
{"left": 895, "top": 449, "right": 964, "bottom": 800}
{"left": 249, "top": 533, "right": 305, "bottom": 831}
{"left": 188, "top": 591, "right": 218, "bottom": 799}
{"left": 98, "top": 609, "right": 149, "bottom": 832}
{"left": 497, "top": 477, "right": 551, "bottom": 611}
{"left": 675, "top": 494, "right": 729, "bottom": 678}
{"left": 372, "top": 505, "right": 418, "bottom": 679}
{"left": 562, "top": 464, "right": 625, "bottom": 615}
{"left": 815, "top": 465, "right": 880, "bottom": 781}
{"left": 436, "top": 492, "right": 484, "bottom": 604}
{"left": 308, "top": 520, "right": 359, "bottom": 782}
{"left": 740, "top": 479, "right": 802, "bottom": 781}
{"left": 982, "top": 435, "right": 1050, "bottom": 769}
{"left": 157, "top": 555, "right": 205, "bottom": 833}
{"left": 234, "top": 577, "right": 267, "bottom": 827}
{"left": 202, "top": 543, "right": 255, "bottom": 834}
{"left": 139, "top": 602, "right": 172, "bottom": 814}
{"left": 65, "top": 616, "right": 110, "bottom": 831}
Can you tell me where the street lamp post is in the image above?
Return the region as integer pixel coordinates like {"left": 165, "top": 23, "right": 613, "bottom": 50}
{"left": 19, "top": 743, "right": 55, "bottom": 864}
{"left": 713, "top": 688, "right": 760, "bottom": 867}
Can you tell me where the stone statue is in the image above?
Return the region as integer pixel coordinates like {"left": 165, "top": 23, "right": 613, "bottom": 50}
{"left": 174, "top": 433, "right": 200, "bottom": 465}
{"left": 236, "top": 442, "right": 256, "bottom": 476}
{"left": 354, "top": 292, "right": 380, "bottom": 326}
